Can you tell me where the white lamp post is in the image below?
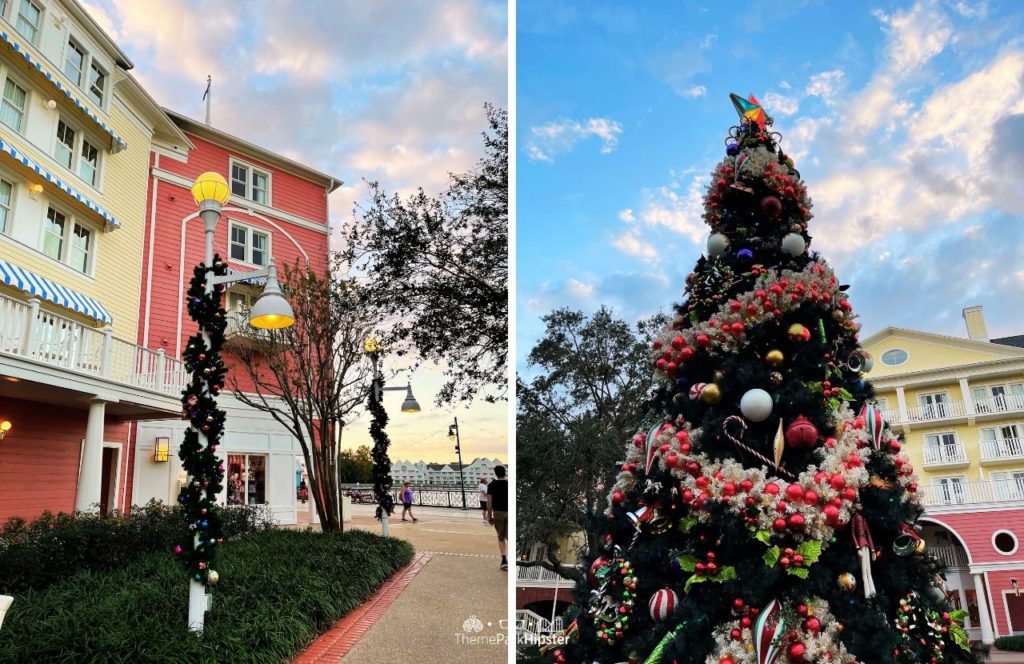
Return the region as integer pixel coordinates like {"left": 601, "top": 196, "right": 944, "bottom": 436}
{"left": 185, "top": 173, "right": 295, "bottom": 632}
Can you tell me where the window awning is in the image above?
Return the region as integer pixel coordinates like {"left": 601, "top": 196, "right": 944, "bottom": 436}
{"left": 0, "top": 259, "right": 113, "bottom": 324}
{"left": 0, "top": 30, "right": 127, "bottom": 151}
{"left": 225, "top": 267, "right": 267, "bottom": 286}
{"left": 0, "top": 138, "right": 121, "bottom": 230}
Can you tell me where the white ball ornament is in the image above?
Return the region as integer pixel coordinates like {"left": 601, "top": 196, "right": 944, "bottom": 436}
{"left": 707, "top": 233, "right": 730, "bottom": 257}
{"left": 740, "top": 388, "right": 773, "bottom": 422}
{"left": 781, "top": 232, "right": 807, "bottom": 256}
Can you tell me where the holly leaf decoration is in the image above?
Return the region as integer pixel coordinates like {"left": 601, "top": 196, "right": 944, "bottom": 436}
{"left": 950, "top": 622, "right": 970, "bottom": 652}
{"left": 684, "top": 575, "right": 706, "bottom": 593}
{"left": 797, "top": 540, "right": 823, "bottom": 565}
{"left": 763, "top": 546, "right": 781, "bottom": 568}
{"left": 677, "top": 555, "right": 698, "bottom": 572}
{"left": 679, "top": 517, "right": 698, "bottom": 534}
{"left": 827, "top": 397, "right": 840, "bottom": 410}
{"left": 837, "top": 387, "right": 854, "bottom": 402}
{"left": 683, "top": 566, "right": 736, "bottom": 593}
{"left": 950, "top": 609, "right": 967, "bottom": 624}
{"left": 787, "top": 567, "right": 810, "bottom": 579}
{"left": 748, "top": 526, "right": 772, "bottom": 545}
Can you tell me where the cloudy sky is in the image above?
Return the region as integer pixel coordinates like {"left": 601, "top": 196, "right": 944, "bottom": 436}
{"left": 82, "top": 0, "right": 508, "bottom": 464}
{"left": 517, "top": 0, "right": 1024, "bottom": 373}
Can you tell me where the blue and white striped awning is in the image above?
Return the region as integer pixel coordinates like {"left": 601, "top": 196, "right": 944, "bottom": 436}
{"left": 0, "top": 31, "right": 127, "bottom": 151}
{"left": 0, "top": 138, "right": 121, "bottom": 230}
{"left": 0, "top": 260, "right": 113, "bottom": 324}
{"left": 226, "top": 267, "right": 267, "bottom": 285}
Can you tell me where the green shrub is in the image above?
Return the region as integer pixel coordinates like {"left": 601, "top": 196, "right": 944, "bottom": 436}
{"left": 0, "top": 529, "right": 414, "bottom": 663}
{"left": 996, "top": 635, "right": 1024, "bottom": 651}
{"left": 0, "top": 500, "right": 274, "bottom": 594}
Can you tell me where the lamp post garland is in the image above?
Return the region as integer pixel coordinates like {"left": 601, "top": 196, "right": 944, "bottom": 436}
{"left": 178, "top": 172, "right": 296, "bottom": 632}
{"left": 448, "top": 418, "right": 468, "bottom": 509}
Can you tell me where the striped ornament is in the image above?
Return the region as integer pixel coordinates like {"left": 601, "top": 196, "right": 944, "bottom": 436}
{"left": 688, "top": 382, "right": 707, "bottom": 401}
{"left": 860, "top": 402, "right": 885, "bottom": 451}
{"left": 644, "top": 423, "right": 662, "bottom": 474}
{"left": 648, "top": 588, "right": 678, "bottom": 622}
{"left": 754, "top": 599, "right": 785, "bottom": 664}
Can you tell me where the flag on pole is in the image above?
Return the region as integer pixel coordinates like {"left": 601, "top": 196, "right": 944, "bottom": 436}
{"left": 202, "top": 76, "right": 211, "bottom": 100}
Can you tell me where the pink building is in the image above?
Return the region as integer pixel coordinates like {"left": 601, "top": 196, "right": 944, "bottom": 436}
{"left": 128, "top": 110, "right": 340, "bottom": 523}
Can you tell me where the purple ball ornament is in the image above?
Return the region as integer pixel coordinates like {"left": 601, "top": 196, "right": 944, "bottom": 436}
{"left": 737, "top": 248, "right": 754, "bottom": 261}
{"left": 726, "top": 142, "right": 739, "bottom": 156}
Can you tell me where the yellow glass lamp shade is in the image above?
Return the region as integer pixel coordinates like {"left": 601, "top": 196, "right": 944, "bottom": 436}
{"left": 0, "top": 420, "right": 11, "bottom": 440}
{"left": 191, "top": 172, "right": 231, "bottom": 206}
{"left": 363, "top": 337, "right": 382, "bottom": 354}
{"left": 248, "top": 295, "right": 295, "bottom": 329}
{"left": 153, "top": 436, "right": 170, "bottom": 462}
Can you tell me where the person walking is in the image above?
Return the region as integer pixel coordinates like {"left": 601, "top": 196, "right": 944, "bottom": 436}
{"left": 478, "top": 476, "right": 490, "bottom": 523}
{"left": 486, "top": 465, "right": 508, "bottom": 570}
{"left": 401, "top": 481, "right": 418, "bottom": 522}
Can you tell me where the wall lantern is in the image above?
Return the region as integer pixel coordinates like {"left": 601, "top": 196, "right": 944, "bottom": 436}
{"left": 28, "top": 183, "right": 43, "bottom": 199}
{"left": 0, "top": 420, "right": 11, "bottom": 440}
{"left": 154, "top": 436, "right": 170, "bottom": 462}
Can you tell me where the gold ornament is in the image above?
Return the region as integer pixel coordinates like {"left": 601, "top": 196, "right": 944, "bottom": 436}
{"left": 773, "top": 419, "right": 785, "bottom": 470}
{"left": 207, "top": 570, "right": 219, "bottom": 585}
{"left": 914, "top": 539, "right": 927, "bottom": 555}
{"left": 838, "top": 572, "right": 857, "bottom": 591}
{"left": 700, "top": 383, "right": 722, "bottom": 405}
{"left": 765, "top": 349, "right": 784, "bottom": 368}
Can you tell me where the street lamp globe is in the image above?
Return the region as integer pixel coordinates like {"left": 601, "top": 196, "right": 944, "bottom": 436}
{"left": 191, "top": 172, "right": 231, "bottom": 206}
{"left": 249, "top": 264, "right": 295, "bottom": 329}
{"left": 363, "top": 337, "right": 382, "bottom": 354}
{"left": 400, "top": 384, "right": 421, "bottom": 413}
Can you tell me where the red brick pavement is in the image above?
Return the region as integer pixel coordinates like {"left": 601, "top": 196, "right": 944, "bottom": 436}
{"left": 292, "top": 552, "right": 434, "bottom": 663}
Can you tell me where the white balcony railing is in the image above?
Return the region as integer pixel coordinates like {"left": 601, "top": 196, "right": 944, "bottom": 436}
{"left": 980, "top": 438, "right": 1024, "bottom": 463}
{"left": 517, "top": 564, "right": 580, "bottom": 586}
{"left": 930, "top": 545, "right": 969, "bottom": 569}
{"left": 974, "top": 394, "right": 1024, "bottom": 416}
{"left": 905, "top": 401, "right": 967, "bottom": 423}
{"left": 920, "top": 480, "right": 1024, "bottom": 507}
{"left": 922, "top": 444, "right": 969, "bottom": 467}
{"left": 516, "top": 610, "right": 564, "bottom": 639}
{"left": 0, "top": 293, "right": 185, "bottom": 397}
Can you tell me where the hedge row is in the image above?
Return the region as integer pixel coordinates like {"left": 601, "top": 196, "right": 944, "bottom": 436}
{"left": 996, "top": 635, "right": 1024, "bottom": 651}
{"left": 0, "top": 500, "right": 274, "bottom": 594}
{"left": 0, "top": 528, "right": 415, "bottom": 663}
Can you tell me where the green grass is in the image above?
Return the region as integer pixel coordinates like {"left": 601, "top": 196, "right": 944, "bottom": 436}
{"left": 0, "top": 529, "right": 414, "bottom": 663}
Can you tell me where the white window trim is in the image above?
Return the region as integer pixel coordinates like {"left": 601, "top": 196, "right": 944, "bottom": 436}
{"left": 85, "top": 58, "right": 107, "bottom": 108}
{"left": 992, "top": 529, "right": 1019, "bottom": 556}
{"left": 15, "top": 0, "right": 44, "bottom": 46}
{"left": 0, "top": 173, "right": 17, "bottom": 236}
{"left": 50, "top": 114, "right": 104, "bottom": 191}
{"left": 37, "top": 202, "right": 99, "bottom": 276}
{"left": 228, "top": 157, "right": 273, "bottom": 206}
{"left": 881, "top": 348, "right": 910, "bottom": 366}
{"left": 924, "top": 431, "right": 959, "bottom": 446}
{"left": 227, "top": 219, "right": 272, "bottom": 268}
{"left": 63, "top": 35, "right": 87, "bottom": 88}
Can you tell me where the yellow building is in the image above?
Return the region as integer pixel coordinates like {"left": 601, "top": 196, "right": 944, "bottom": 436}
{"left": 863, "top": 305, "right": 1024, "bottom": 642}
{"left": 0, "top": 0, "right": 192, "bottom": 520}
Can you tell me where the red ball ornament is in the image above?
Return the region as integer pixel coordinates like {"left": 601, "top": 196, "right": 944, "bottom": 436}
{"left": 823, "top": 504, "right": 840, "bottom": 525}
{"left": 665, "top": 453, "right": 679, "bottom": 469}
{"left": 773, "top": 517, "right": 788, "bottom": 533}
{"left": 760, "top": 195, "right": 783, "bottom": 217}
{"left": 787, "top": 513, "right": 806, "bottom": 531}
{"left": 804, "top": 617, "right": 821, "bottom": 633}
{"left": 612, "top": 490, "right": 624, "bottom": 504}
{"left": 764, "top": 482, "right": 780, "bottom": 496}
{"left": 829, "top": 474, "right": 846, "bottom": 491}
{"left": 785, "top": 483, "right": 805, "bottom": 503}
{"left": 788, "top": 642, "right": 806, "bottom": 661}
{"left": 785, "top": 416, "right": 819, "bottom": 450}
{"left": 588, "top": 557, "right": 611, "bottom": 586}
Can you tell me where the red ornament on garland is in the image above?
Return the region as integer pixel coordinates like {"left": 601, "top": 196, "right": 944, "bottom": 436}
{"left": 760, "top": 195, "right": 782, "bottom": 217}
{"left": 785, "top": 416, "right": 819, "bottom": 450}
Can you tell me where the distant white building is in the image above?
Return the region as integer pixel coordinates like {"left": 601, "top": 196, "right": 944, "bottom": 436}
{"left": 390, "top": 458, "right": 505, "bottom": 486}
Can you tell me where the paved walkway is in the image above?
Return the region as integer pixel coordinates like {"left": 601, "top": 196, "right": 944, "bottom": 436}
{"left": 292, "top": 504, "right": 508, "bottom": 664}
{"left": 989, "top": 648, "right": 1024, "bottom": 663}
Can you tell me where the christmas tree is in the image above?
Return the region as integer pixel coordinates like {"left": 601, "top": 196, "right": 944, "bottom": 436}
{"left": 549, "top": 96, "right": 976, "bottom": 664}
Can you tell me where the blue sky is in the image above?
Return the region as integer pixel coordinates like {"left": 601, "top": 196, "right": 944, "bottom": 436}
{"left": 517, "top": 0, "right": 1024, "bottom": 373}
{"left": 81, "top": 0, "right": 508, "bottom": 462}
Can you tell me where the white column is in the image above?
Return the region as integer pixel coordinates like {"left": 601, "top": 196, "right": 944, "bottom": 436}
{"left": 972, "top": 572, "right": 995, "bottom": 644}
{"left": 959, "top": 378, "right": 975, "bottom": 415}
{"left": 895, "top": 386, "right": 909, "bottom": 422}
{"left": 75, "top": 400, "right": 107, "bottom": 512}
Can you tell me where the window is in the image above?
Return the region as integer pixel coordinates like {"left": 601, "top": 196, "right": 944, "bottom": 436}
{"left": 228, "top": 160, "right": 271, "bottom": 204}
{"left": 79, "top": 139, "right": 99, "bottom": 186}
{"left": 933, "top": 476, "right": 966, "bottom": 505}
{"left": 881, "top": 349, "right": 908, "bottom": 366}
{"left": 87, "top": 62, "right": 106, "bottom": 106}
{"left": 64, "top": 39, "right": 86, "bottom": 86}
{"left": 42, "top": 207, "right": 93, "bottom": 273}
{"left": 69, "top": 223, "right": 91, "bottom": 273}
{"left": 924, "top": 432, "right": 960, "bottom": 464}
{"left": 55, "top": 120, "right": 76, "bottom": 168}
{"left": 974, "top": 383, "right": 1024, "bottom": 413}
{"left": 228, "top": 221, "right": 270, "bottom": 266}
{"left": 875, "top": 397, "right": 890, "bottom": 412}
{"left": 15, "top": 0, "right": 41, "bottom": 44}
{"left": 919, "top": 392, "right": 949, "bottom": 419}
{"left": 1, "top": 78, "right": 27, "bottom": 132}
{"left": 991, "top": 472, "right": 1024, "bottom": 501}
{"left": 993, "top": 531, "right": 1018, "bottom": 555}
{"left": 43, "top": 207, "right": 65, "bottom": 260}
{"left": 0, "top": 178, "right": 12, "bottom": 234}
{"left": 226, "top": 454, "right": 266, "bottom": 505}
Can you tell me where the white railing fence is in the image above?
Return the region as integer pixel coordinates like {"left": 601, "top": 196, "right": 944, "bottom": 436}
{"left": 0, "top": 293, "right": 184, "bottom": 397}
{"left": 980, "top": 437, "right": 1024, "bottom": 461}
{"left": 929, "top": 545, "right": 969, "bottom": 569}
{"left": 922, "top": 444, "right": 968, "bottom": 466}
{"left": 516, "top": 610, "right": 564, "bottom": 638}
{"left": 920, "top": 480, "right": 1024, "bottom": 506}
{"left": 905, "top": 401, "right": 967, "bottom": 422}
{"left": 975, "top": 394, "right": 1024, "bottom": 415}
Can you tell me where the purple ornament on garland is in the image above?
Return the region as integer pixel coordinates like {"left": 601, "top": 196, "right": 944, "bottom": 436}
{"left": 726, "top": 142, "right": 739, "bottom": 156}
{"left": 737, "top": 248, "right": 754, "bottom": 261}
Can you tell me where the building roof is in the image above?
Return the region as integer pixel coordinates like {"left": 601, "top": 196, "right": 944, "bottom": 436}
{"left": 992, "top": 335, "right": 1024, "bottom": 349}
{"left": 164, "top": 109, "right": 343, "bottom": 192}
{"left": 66, "top": 0, "right": 134, "bottom": 69}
